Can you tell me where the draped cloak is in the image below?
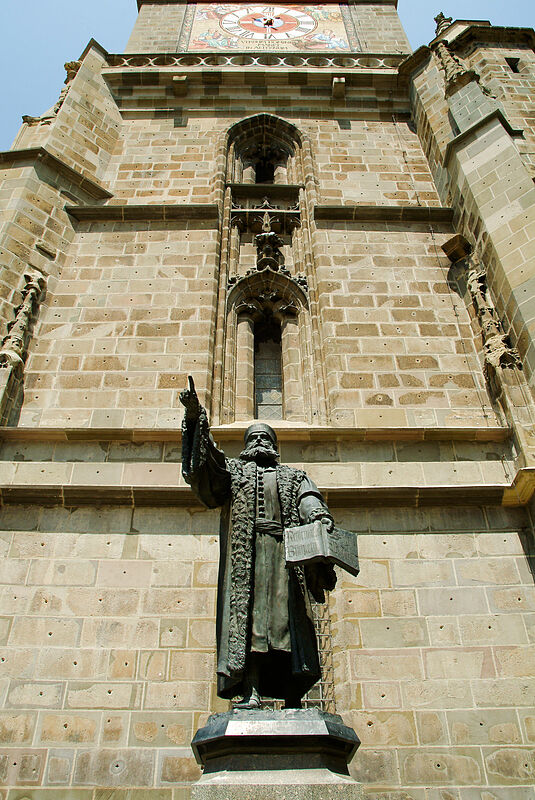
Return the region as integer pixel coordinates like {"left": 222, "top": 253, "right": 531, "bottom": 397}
{"left": 182, "top": 409, "right": 336, "bottom": 701}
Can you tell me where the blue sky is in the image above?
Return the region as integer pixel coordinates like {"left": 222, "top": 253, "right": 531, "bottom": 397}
{"left": 0, "top": 1, "right": 533, "bottom": 150}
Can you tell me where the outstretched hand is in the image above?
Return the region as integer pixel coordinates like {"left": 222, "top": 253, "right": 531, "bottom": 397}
{"left": 180, "top": 375, "right": 201, "bottom": 421}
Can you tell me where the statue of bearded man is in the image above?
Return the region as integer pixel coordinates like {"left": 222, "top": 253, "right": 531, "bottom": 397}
{"left": 180, "top": 378, "right": 337, "bottom": 709}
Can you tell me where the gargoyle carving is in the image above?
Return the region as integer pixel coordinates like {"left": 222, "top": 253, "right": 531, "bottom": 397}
{"left": 432, "top": 40, "right": 480, "bottom": 97}
{"left": 466, "top": 260, "right": 522, "bottom": 387}
{"left": 0, "top": 270, "right": 46, "bottom": 370}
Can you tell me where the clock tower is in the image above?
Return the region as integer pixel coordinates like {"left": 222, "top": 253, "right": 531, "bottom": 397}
{"left": 0, "top": 0, "right": 534, "bottom": 797}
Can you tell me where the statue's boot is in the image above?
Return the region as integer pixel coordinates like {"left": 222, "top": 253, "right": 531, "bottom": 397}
{"left": 233, "top": 686, "right": 261, "bottom": 709}
{"left": 284, "top": 693, "right": 303, "bottom": 709}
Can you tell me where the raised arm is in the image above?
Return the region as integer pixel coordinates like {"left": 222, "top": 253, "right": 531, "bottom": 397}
{"left": 180, "top": 376, "right": 230, "bottom": 509}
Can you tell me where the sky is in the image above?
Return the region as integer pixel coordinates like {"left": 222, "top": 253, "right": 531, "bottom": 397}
{"left": 0, "top": 1, "right": 533, "bottom": 150}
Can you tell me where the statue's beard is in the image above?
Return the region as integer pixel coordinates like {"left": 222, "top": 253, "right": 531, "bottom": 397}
{"left": 239, "top": 443, "right": 279, "bottom": 466}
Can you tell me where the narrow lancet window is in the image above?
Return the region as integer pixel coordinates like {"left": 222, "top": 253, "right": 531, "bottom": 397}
{"left": 254, "top": 320, "right": 283, "bottom": 420}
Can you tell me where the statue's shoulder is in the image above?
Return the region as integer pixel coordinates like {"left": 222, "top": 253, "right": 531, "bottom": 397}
{"left": 277, "top": 463, "right": 307, "bottom": 484}
{"left": 225, "top": 456, "right": 241, "bottom": 475}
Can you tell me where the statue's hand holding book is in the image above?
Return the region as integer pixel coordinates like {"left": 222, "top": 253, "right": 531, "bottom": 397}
{"left": 284, "top": 520, "right": 359, "bottom": 578}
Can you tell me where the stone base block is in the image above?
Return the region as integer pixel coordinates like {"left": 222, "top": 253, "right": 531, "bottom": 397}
{"left": 192, "top": 782, "right": 363, "bottom": 799}
{"left": 191, "top": 708, "right": 362, "bottom": 799}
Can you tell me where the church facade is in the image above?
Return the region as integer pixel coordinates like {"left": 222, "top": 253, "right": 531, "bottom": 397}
{"left": 0, "top": 0, "right": 534, "bottom": 796}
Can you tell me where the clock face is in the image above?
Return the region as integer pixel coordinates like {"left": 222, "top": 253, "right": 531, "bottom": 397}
{"left": 220, "top": 5, "right": 317, "bottom": 40}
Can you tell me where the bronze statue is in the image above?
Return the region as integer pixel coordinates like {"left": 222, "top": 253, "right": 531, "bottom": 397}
{"left": 180, "top": 377, "right": 337, "bottom": 709}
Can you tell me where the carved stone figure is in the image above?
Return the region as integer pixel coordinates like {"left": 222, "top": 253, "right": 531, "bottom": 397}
{"left": 0, "top": 270, "right": 46, "bottom": 370}
{"left": 432, "top": 40, "right": 480, "bottom": 96}
{"left": 466, "top": 259, "right": 521, "bottom": 384}
{"left": 180, "top": 377, "right": 337, "bottom": 709}
{"left": 255, "top": 212, "right": 284, "bottom": 271}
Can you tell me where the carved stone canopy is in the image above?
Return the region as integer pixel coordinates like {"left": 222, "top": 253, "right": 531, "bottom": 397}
{"left": 228, "top": 269, "right": 309, "bottom": 326}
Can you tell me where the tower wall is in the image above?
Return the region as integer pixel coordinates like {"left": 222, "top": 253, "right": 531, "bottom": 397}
{"left": 0, "top": 1, "right": 533, "bottom": 797}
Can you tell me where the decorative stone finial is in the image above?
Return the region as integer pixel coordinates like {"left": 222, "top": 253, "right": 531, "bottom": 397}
{"left": 434, "top": 12, "right": 453, "bottom": 37}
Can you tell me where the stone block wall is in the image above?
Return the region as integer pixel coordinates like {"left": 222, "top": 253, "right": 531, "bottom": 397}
{"left": 101, "top": 114, "right": 438, "bottom": 208}
{"left": 332, "top": 504, "right": 535, "bottom": 796}
{"left": 21, "top": 220, "right": 220, "bottom": 428}
{"left": 349, "top": 3, "right": 411, "bottom": 54}
{"left": 0, "top": 499, "right": 532, "bottom": 797}
{"left": 20, "top": 211, "right": 497, "bottom": 429}
{"left": 14, "top": 95, "right": 497, "bottom": 429}
{"left": 313, "top": 222, "right": 495, "bottom": 426}
{"left": 407, "top": 44, "right": 535, "bottom": 389}
{"left": 103, "top": 119, "right": 221, "bottom": 206}
{"left": 313, "top": 119, "right": 440, "bottom": 206}
{"left": 126, "top": 3, "right": 188, "bottom": 53}
{"left": 469, "top": 43, "right": 535, "bottom": 178}
{"left": 124, "top": 1, "right": 411, "bottom": 56}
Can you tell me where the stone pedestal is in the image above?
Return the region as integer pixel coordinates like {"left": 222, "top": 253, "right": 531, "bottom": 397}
{"left": 190, "top": 708, "right": 362, "bottom": 799}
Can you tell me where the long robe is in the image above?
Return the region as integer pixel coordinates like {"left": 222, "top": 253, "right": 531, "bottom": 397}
{"left": 182, "top": 410, "right": 336, "bottom": 701}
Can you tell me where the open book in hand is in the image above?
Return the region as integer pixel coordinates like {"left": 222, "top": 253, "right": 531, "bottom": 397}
{"left": 284, "top": 520, "right": 359, "bottom": 578}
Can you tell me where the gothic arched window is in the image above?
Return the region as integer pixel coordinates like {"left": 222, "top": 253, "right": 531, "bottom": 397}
{"left": 226, "top": 270, "right": 310, "bottom": 423}
{"left": 254, "top": 317, "right": 283, "bottom": 420}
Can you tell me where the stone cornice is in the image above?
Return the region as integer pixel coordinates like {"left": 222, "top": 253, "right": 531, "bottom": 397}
{"left": 0, "top": 482, "right": 507, "bottom": 509}
{"left": 66, "top": 203, "right": 219, "bottom": 222}
{"left": 66, "top": 203, "right": 454, "bottom": 226}
{"left": 314, "top": 204, "right": 454, "bottom": 225}
{"left": 0, "top": 425, "right": 510, "bottom": 444}
{"left": 0, "top": 148, "right": 112, "bottom": 201}
{"left": 398, "top": 45, "right": 432, "bottom": 80}
{"left": 452, "top": 24, "right": 535, "bottom": 54}
{"left": 0, "top": 426, "right": 520, "bottom": 506}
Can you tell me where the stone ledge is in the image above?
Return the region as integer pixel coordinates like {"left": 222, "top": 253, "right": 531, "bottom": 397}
{"left": 502, "top": 466, "right": 535, "bottom": 506}
{"left": 66, "top": 204, "right": 219, "bottom": 222}
{"left": 0, "top": 425, "right": 511, "bottom": 444}
{"left": 102, "top": 65, "right": 402, "bottom": 87}
{"left": 444, "top": 109, "right": 525, "bottom": 169}
{"left": 0, "top": 147, "right": 113, "bottom": 200}
{"left": 314, "top": 204, "right": 454, "bottom": 224}
{"left": 0, "top": 482, "right": 508, "bottom": 507}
